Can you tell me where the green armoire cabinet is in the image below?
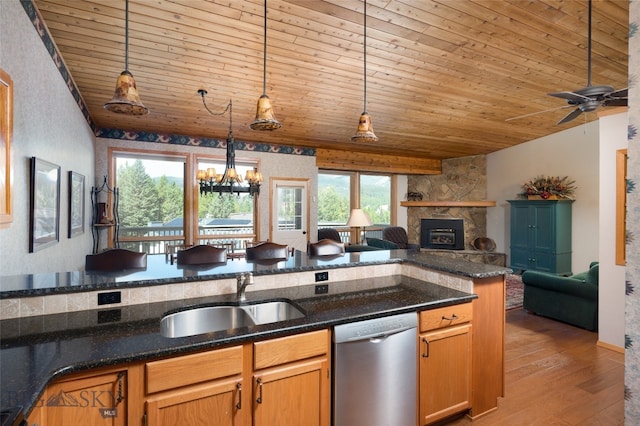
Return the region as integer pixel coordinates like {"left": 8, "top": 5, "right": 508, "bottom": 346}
{"left": 508, "top": 199, "right": 573, "bottom": 274}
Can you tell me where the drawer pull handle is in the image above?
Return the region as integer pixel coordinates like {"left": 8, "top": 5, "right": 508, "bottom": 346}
{"left": 236, "top": 382, "right": 242, "bottom": 409}
{"left": 422, "top": 337, "right": 430, "bottom": 358}
{"left": 442, "top": 313, "right": 458, "bottom": 321}
{"left": 256, "top": 378, "right": 263, "bottom": 404}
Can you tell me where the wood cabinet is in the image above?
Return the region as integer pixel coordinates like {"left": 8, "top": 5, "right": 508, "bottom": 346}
{"left": 508, "top": 199, "right": 573, "bottom": 274}
{"left": 144, "top": 345, "right": 247, "bottom": 426}
{"left": 418, "top": 303, "right": 472, "bottom": 425}
{"left": 27, "top": 366, "right": 128, "bottom": 426}
{"left": 252, "top": 330, "right": 331, "bottom": 426}
{"left": 25, "top": 329, "right": 330, "bottom": 426}
{"left": 144, "top": 329, "right": 331, "bottom": 426}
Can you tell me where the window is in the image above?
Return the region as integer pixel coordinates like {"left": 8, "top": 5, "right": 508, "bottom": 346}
{"left": 318, "top": 171, "right": 394, "bottom": 242}
{"left": 111, "top": 150, "right": 258, "bottom": 255}
{"left": 318, "top": 172, "right": 351, "bottom": 226}
{"left": 115, "top": 154, "right": 185, "bottom": 253}
{"left": 360, "top": 174, "right": 391, "bottom": 225}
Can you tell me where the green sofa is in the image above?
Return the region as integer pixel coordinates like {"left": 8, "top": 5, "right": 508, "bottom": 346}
{"left": 522, "top": 262, "right": 599, "bottom": 331}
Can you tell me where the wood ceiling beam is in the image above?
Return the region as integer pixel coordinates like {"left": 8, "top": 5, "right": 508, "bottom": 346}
{"left": 316, "top": 148, "right": 441, "bottom": 175}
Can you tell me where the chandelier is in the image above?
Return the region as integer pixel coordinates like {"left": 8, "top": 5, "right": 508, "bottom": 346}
{"left": 196, "top": 90, "right": 263, "bottom": 197}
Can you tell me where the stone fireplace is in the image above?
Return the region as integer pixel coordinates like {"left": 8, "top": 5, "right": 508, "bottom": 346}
{"left": 406, "top": 156, "right": 488, "bottom": 250}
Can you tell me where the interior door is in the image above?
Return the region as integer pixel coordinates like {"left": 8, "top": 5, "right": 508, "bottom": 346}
{"left": 270, "top": 178, "right": 309, "bottom": 252}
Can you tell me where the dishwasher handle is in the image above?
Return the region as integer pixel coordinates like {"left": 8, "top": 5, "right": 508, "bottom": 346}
{"left": 343, "top": 324, "right": 417, "bottom": 342}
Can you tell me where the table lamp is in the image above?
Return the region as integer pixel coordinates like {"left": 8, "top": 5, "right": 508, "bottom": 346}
{"left": 346, "top": 209, "right": 373, "bottom": 245}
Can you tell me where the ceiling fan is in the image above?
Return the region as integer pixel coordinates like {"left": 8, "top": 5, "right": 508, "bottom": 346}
{"left": 509, "top": 0, "right": 628, "bottom": 125}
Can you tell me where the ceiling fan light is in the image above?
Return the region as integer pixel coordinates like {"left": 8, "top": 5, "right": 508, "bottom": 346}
{"left": 104, "top": 70, "right": 149, "bottom": 115}
{"left": 250, "top": 94, "right": 282, "bottom": 130}
{"left": 351, "top": 112, "right": 378, "bottom": 143}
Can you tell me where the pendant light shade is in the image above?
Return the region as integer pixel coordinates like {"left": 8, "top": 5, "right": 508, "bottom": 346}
{"left": 104, "top": 70, "right": 148, "bottom": 115}
{"left": 351, "top": 0, "right": 377, "bottom": 142}
{"left": 104, "top": 0, "right": 149, "bottom": 115}
{"left": 250, "top": 0, "right": 281, "bottom": 130}
{"left": 351, "top": 112, "right": 378, "bottom": 143}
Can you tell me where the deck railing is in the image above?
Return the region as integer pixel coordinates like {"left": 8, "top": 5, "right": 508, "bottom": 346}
{"left": 117, "top": 224, "right": 385, "bottom": 254}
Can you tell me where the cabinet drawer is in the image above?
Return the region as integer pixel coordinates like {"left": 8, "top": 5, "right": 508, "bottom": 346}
{"left": 420, "top": 303, "right": 473, "bottom": 332}
{"left": 254, "top": 329, "right": 329, "bottom": 370}
{"left": 146, "top": 345, "right": 243, "bottom": 394}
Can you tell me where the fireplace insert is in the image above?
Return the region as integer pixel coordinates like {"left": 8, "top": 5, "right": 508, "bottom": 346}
{"left": 420, "top": 218, "right": 464, "bottom": 250}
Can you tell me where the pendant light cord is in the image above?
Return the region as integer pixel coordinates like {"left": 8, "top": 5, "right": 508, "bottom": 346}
{"left": 586, "top": 0, "right": 592, "bottom": 87}
{"left": 125, "top": 0, "right": 129, "bottom": 71}
{"left": 363, "top": 0, "right": 368, "bottom": 113}
{"left": 262, "top": 0, "right": 268, "bottom": 96}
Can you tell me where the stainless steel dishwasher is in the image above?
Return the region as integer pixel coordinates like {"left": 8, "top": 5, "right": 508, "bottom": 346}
{"left": 333, "top": 312, "right": 418, "bottom": 426}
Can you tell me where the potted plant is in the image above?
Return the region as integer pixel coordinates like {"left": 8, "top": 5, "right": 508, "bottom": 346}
{"left": 520, "top": 175, "right": 576, "bottom": 200}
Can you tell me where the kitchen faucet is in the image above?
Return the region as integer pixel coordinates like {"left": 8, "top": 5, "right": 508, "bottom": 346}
{"left": 236, "top": 272, "right": 254, "bottom": 301}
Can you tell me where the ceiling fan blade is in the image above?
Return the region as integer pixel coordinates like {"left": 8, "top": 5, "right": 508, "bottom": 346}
{"left": 548, "top": 91, "right": 591, "bottom": 102}
{"left": 505, "top": 105, "right": 573, "bottom": 122}
{"left": 557, "top": 107, "right": 583, "bottom": 125}
{"left": 604, "top": 98, "right": 628, "bottom": 107}
{"left": 607, "top": 88, "right": 628, "bottom": 98}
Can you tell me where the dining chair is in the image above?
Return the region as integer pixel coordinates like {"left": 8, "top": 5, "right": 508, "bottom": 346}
{"left": 245, "top": 242, "right": 289, "bottom": 261}
{"left": 85, "top": 249, "right": 147, "bottom": 271}
{"left": 317, "top": 228, "right": 342, "bottom": 243}
{"left": 308, "top": 239, "right": 345, "bottom": 256}
{"left": 176, "top": 245, "right": 227, "bottom": 265}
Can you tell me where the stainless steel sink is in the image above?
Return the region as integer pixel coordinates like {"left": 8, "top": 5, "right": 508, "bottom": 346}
{"left": 160, "top": 300, "right": 305, "bottom": 338}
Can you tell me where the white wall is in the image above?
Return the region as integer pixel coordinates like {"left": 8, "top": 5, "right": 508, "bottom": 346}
{"left": 0, "top": 1, "right": 95, "bottom": 276}
{"left": 487, "top": 122, "right": 600, "bottom": 272}
{"left": 598, "top": 112, "right": 627, "bottom": 348}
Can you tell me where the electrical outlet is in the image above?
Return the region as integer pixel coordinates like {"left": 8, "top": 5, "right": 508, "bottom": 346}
{"left": 315, "top": 284, "right": 329, "bottom": 295}
{"left": 97, "top": 309, "right": 122, "bottom": 324}
{"left": 97, "top": 291, "right": 121, "bottom": 306}
{"left": 315, "top": 271, "right": 329, "bottom": 282}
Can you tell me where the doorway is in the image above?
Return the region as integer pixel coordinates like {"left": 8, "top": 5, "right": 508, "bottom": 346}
{"left": 270, "top": 178, "right": 309, "bottom": 252}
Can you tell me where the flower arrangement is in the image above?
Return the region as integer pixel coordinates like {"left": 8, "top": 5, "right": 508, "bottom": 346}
{"left": 520, "top": 175, "right": 577, "bottom": 200}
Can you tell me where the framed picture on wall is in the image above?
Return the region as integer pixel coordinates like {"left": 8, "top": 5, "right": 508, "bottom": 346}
{"left": 29, "top": 157, "right": 61, "bottom": 252}
{"left": 68, "top": 171, "right": 85, "bottom": 238}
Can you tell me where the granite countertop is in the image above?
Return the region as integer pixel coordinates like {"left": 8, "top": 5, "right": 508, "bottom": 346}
{"left": 0, "top": 274, "right": 477, "bottom": 418}
{"left": 0, "top": 249, "right": 510, "bottom": 298}
{"left": 0, "top": 249, "right": 511, "bottom": 418}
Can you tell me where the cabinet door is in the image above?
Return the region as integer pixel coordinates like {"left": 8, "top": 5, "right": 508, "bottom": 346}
{"left": 29, "top": 369, "right": 127, "bottom": 426}
{"left": 253, "top": 357, "right": 330, "bottom": 426}
{"left": 510, "top": 204, "right": 531, "bottom": 250}
{"left": 419, "top": 324, "right": 472, "bottom": 425}
{"left": 146, "top": 378, "right": 245, "bottom": 426}
{"left": 531, "top": 204, "right": 555, "bottom": 252}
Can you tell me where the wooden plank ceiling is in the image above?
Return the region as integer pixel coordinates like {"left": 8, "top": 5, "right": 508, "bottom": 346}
{"left": 33, "top": 0, "right": 628, "bottom": 162}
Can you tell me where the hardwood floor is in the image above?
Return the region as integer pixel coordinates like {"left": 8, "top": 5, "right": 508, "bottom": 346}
{"left": 445, "top": 308, "right": 625, "bottom": 425}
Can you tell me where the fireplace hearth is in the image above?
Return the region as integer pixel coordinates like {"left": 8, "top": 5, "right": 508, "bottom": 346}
{"left": 420, "top": 218, "right": 464, "bottom": 250}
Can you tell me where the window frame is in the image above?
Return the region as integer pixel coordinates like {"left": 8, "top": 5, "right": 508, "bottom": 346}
{"left": 108, "top": 147, "right": 260, "bottom": 254}
{"left": 318, "top": 169, "right": 397, "bottom": 243}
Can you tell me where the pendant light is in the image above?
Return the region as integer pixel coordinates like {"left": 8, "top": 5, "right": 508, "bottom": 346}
{"left": 250, "top": 0, "right": 281, "bottom": 130}
{"left": 104, "top": 0, "right": 149, "bottom": 115}
{"left": 351, "top": 0, "right": 378, "bottom": 143}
